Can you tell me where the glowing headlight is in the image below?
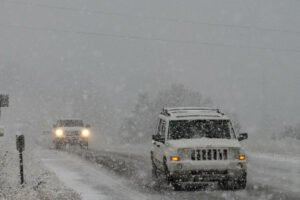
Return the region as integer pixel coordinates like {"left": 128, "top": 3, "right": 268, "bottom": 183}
{"left": 81, "top": 129, "right": 90, "bottom": 137}
{"left": 55, "top": 129, "right": 64, "bottom": 138}
{"left": 170, "top": 156, "right": 181, "bottom": 161}
{"left": 239, "top": 155, "right": 246, "bottom": 161}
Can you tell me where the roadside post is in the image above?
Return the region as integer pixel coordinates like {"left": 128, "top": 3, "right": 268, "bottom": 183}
{"left": 0, "top": 94, "right": 9, "bottom": 119}
{"left": 16, "top": 135, "right": 25, "bottom": 185}
{"left": 0, "top": 94, "right": 9, "bottom": 137}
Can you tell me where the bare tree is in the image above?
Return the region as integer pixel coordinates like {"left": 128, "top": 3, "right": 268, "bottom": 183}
{"left": 119, "top": 84, "right": 213, "bottom": 143}
{"left": 279, "top": 125, "right": 300, "bottom": 140}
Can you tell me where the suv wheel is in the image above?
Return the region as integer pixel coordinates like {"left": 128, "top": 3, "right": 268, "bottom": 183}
{"left": 151, "top": 153, "right": 158, "bottom": 179}
{"left": 172, "top": 183, "right": 182, "bottom": 191}
{"left": 219, "top": 179, "right": 234, "bottom": 190}
{"left": 236, "top": 173, "right": 247, "bottom": 189}
{"left": 163, "top": 157, "right": 172, "bottom": 183}
{"left": 219, "top": 173, "right": 247, "bottom": 190}
{"left": 55, "top": 142, "right": 60, "bottom": 149}
{"left": 80, "top": 142, "right": 88, "bottom": 150}
{"left": 55, "top": 142, "right": 64, "bottom": 150}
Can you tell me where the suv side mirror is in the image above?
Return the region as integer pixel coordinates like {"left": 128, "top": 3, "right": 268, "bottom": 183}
{"left": 238, "top": 133, "right": 248, "bottom": 141}
{"left": 152, "top": 135, "right": 165, "bottom": 143}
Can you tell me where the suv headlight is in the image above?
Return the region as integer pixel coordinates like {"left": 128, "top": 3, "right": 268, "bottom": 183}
{"left": 230, "top": 148, "right": 246, "bottom": 161}
{"left": 55, "top": 129, "right": 64, "bottom": 138}
{"left": 239, "top": 154, "right": 246, "bottom": 161}
{"left": 170, "top": 156, "right": 181, "bottom": 161}
{"left": 81, "top": 129, "right": 90, "bottom": 138}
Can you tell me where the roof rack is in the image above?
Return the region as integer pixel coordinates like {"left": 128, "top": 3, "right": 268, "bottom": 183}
{"left": 161, "top": 107, "right": 224, "bottom": 116}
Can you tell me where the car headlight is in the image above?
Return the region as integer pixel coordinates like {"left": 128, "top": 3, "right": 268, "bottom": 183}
{"left": 81, "top": 129, "right": 90, "bottom": 138}
{"left": 55, "top": 129, "right": 64, "bottom": 138}
{"left": 230, "top": 148, "right": 246, "bottom": 161}
{"left": 239, "top": 154, "right": 246, "bottom": 161}
{"left": 170, "top": 156, "right": 181, "bottom": 161}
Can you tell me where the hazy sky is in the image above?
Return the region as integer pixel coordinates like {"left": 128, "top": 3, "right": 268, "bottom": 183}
{"left": 0, "top": 0, "right": 300, "bottom": 136}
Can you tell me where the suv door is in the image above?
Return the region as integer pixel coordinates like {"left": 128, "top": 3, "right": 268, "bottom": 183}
{"left": 152, "top": 119, "right": 166, "bottom": 170}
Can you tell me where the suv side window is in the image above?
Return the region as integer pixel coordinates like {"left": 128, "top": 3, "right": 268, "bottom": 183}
{"left": 157, "top": 119, "right": 166, "bottom": 138}
{"left": 229, "top": 121, "right": 237, "bottom": 139}
{"left": 156, "top": 119, "right": 162, "bottom": 135}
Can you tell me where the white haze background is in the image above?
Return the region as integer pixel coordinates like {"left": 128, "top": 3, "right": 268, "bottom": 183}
{"left": 0, "top": 0, "right": 300, "bottom": 145}
{"left": 1, "top": 1, "right": 300, "bottom": 199}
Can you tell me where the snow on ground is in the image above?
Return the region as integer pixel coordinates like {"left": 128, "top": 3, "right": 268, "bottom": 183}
{"left": 37, "top": 148, "right": 154, "bottom": 200}
{"left": 3, "top": 134, "right": 299, "bottom": 200}
{"left": 0, "top": 136, "right": 81, "bottom": 200}
{"left": 248, "top": 153, "right": 300, "bottom": 194}
{"left": 62, "top": 145, "right": 299, "bottom": 200}
{"left": 85, "top": 139, "right": 300, "bottom": 200}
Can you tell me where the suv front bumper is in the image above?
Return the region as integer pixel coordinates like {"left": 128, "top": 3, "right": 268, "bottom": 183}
{"left": 168, "top": 160, "right": 246, "bottom": 182}
{"left": 54, "top": 137, "right": 88, "bottom": 145}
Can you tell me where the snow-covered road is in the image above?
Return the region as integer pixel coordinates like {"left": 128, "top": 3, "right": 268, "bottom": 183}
{"left": 0, "top": 136, "right": 81, "bottom": 200}
{"left": 248, "top": 153, "right": 300, "bottom": 195}
{"left": 37, "top": 146, "right": 300, "bottom": 200}
{"left": 39, "top": 149, "right": 157, "bottom": 200}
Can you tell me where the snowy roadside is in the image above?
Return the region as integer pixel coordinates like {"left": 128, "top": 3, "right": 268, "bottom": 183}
{"left": 244, "top": 138, "right": 300, "bottom": 157}
{"left": 36, "top": 147, "right": 170, "bottom": 200}
{"left": 247, "top": 152, "right": 300, "bottom": 195}
{"left": 245, "top": 137, "right": 300, "bottom": 194}
{"left": 0, "top": 136, "right": 81, "bottom": 200}
{"left": 67, "top": 144, "right": 300, "bottom": 200}
{"left": 89, "top": 139, "right": 300, "bottom": 197}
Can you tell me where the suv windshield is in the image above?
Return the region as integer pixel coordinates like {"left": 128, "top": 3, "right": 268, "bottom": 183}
{"left": 57, "top": 120, "right": 84, "bottom": 127}
{"left": 168, "top": 120, "right": 233, "bottom": 140}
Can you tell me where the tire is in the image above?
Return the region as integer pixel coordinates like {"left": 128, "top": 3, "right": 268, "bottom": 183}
{"left": 151, "top": 152, "right": 158, "bottom": 179}
{"left": 219, "top": 173, "right": 247, "bottom": 190}
{"left": 80, "top": 141, "right": 88, "bottom": 150}
{"left": 236, "top": 173, "right": 247, "bottom": 189}
{"left": 55, "top": 142, "right": 60, "bottom": 150}
{"left": 172, "top": 183, "right": 182, "bottom": 191}
{"left": 162, "top": 157, "right": 184, "bottom": 191}
{"left": 163, "top": 157, "right": 172, "bottom": 183}
{"left": 152, "top": 161, "right": 158, "bottom": 179}
{"left": 219, "top": 179, "right": 235, "bottom": 190}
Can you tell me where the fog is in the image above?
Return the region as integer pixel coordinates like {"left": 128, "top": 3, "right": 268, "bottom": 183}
{"left": 0, "top": 0, "right": 300, "bottom": 139}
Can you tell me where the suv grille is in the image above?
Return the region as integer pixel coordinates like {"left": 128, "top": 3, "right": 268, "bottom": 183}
{"left": 65, "top": 131, "right": 80, "bottom": 136}
{"left": 191, "top": 148, "right": 228, "bottom": 161}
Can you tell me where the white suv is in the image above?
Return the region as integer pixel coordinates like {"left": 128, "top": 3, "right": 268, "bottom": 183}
{"left": 52, "top": 119, "right": 91, "bottom": 149}
{"left": 151, "top": 107, "right": 248, "bottom": 190}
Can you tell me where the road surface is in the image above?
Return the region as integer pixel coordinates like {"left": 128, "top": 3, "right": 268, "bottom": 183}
{"left": 38, "top": 147, "right": 300, "bottom": 200}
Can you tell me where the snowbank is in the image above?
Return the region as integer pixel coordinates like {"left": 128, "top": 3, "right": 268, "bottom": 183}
{"left": 0, "top": 136, "right": 81, "bottom": 200}
{"left": 244, "top": 137, "right": 300, "bottom": 157}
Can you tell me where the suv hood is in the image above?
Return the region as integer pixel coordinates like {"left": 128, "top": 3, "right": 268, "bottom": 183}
{"left": 166, "top": 138, "right": 241, "bottom": 149}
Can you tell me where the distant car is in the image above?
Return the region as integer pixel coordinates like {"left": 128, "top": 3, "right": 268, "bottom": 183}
{"left": 52, "top": 119, "right": 91, "bottom": 149}
{"left": 0, "top": 125, "right": 4, "bottom": 137}
{"left": 151, "top": 107, "right": 248, "bottom": 190}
